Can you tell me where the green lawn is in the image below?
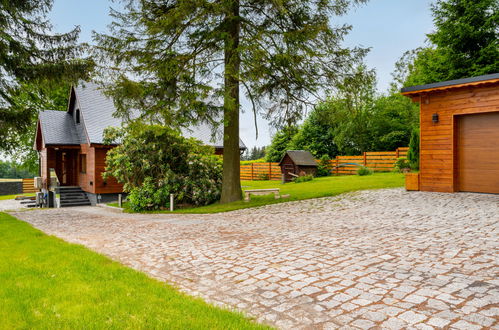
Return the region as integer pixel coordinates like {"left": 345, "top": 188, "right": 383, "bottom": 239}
{"left": 0, "top": 212, "right": 268, "bottom": 329}
{"left": 0, "top": 193, "right": 35, "bottom": 201}
{"left": 112, "top": 172, "right": 404, "bottom": 214}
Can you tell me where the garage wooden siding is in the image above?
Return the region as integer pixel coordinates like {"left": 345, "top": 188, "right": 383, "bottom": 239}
{"left": 457, "top": 112, "right": 499, "bottom": 194}
{"left": 419, "top": 84, "right": 499, "bottom": 192}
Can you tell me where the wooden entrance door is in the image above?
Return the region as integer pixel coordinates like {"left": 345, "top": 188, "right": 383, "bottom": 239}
{"left": 457, "top": 112, "right": 499, "bottom": 194}
{"left": 56, "top": 150, "right": 77, "bottom": 186}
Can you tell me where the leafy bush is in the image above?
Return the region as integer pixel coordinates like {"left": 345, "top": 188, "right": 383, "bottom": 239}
{"left": 357, "top": 166, "right": 373, "bottom": 176}
{"left": 393, "top": 157, "right": 411, "bottom": 173}
{"left": 258, "top": 172, "right": 270, "bottom": 180}
{"left": 316, "top": 155, "right": 332, "bottom": 177}
{"left": 407, "top": 128, "right": 420, "bottom": 171}
{"left": 103, "top": 123, "right": 223, "bottom": 211}
{"left": 293, "top": 174, "right": 314, "bottom": 183}
{"left": 240, "top": 158, "right": 266, "bottom": 165}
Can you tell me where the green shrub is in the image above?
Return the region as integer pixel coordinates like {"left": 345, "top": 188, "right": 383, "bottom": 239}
{"left": 103, "top": 123, "right": 223, "bottom": 211}
{"left": 258, "top": 172, "right": 270, "bottom": 180}
{"left": 293, "top": 174, "right": 314, "bottom": 183}
{"left": 240, "top": 158, "right": 266, "bottom": 165}
{"left": 393, "top": 157, "right": 411, "bottom": 173}
{"left": 316, "top": 155, "right": 332, "bottom": 177}
{"left": 407, "top": 128, "right": 420, "bottom": 171}
{"left": 357, "top": 166, "right": 373, "bottom": 176}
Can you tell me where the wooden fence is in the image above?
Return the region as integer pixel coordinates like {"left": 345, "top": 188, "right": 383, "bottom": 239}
{"left": 331, "top": 147, "right": 409, "bottom": 175}
{"left": 240, "top": 162, "right": 281, "bottom": 181}
{"left": 22, "top": 178, "right": 37, "bottom": 193}
{"left": 240, "top": 147, "right": 409, "bottom": 180}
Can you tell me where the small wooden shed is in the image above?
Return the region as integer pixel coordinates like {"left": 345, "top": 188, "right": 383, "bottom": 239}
{"left": 279, "top": 150, "right": 318, "bottom": 182}
{"left": 401, "top": 73, "right": 499, "bottom": 194}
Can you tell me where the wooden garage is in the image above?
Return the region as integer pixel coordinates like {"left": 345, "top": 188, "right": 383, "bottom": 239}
{"left": 401, "top": 73, "right": 499, "bottom": 194}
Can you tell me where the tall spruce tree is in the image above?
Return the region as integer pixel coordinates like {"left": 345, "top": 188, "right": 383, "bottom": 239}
{"left": 94, "top": 0, "right": 368, "bottom": 203}
{"left": 0, "top": 1, "right": 93, "bottom": 152}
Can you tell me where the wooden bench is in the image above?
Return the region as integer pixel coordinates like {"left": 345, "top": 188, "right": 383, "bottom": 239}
{"left": 244, "top": 188, "right": 280, "bottom": 202}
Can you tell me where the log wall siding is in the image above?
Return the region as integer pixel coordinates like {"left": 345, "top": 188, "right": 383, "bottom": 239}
{"left": 418, "top": 83, "right": 499, "bottom": 192}
{"left": 93, "top": 147, "right": 123, "bottom": 194}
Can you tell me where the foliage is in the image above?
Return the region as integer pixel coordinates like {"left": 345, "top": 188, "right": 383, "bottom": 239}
{"left": 2, "top": 82, "right": 72, "bottom": 173}
{"left": 393, "top": 157, "right": 411, "bottom": 173}
{"left": 0, "top": 213, "right": 267, "bottom": 329}
{"left": 258, "top": 173, "right": 270, "bottom": 181}
{"left": 103, "top": 124, "right": 223, "bottom": 211}
{"left": 94, "top": 0, "right": 368, "bottom": 203}
{"left": 407, "top": 129, "right": 420, "bottom": 171}
{"left": 0, "top": 160, "right": 36, "bottom": 179}
{"left": 289, "top": 104, "right": 339, "bottom": 158}
{"left": 0, "top": 1, "right": 93, "bottom": 153}
{"left": 297, "top": 68, "right": 418, "bottom": 156}
{"left": 241, "top": 146, "right": 266, "bottom": 161}
{"left": 293, "top": 174, "right": 314, "bottom": 183}
{"left": 240, "top": 158, "right": 266, "bottom": 165}
{"left": 316, "top": 155, "right": 333, "bottom": 177}
{"left": 393, "top": 0, "right": 498, "bottom": 88}
{"left": 357, "top": 166, "right": 373, "bottom": 176}
{"left": 265, "top": 126, "right": 299, "bottom": 162}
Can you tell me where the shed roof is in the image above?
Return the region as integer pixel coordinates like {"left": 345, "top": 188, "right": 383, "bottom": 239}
{"left": 400, "top": 73, "right": 499, "bottom": 96}
{"left": 38, "top": 110, "right": 81, "bottom": 145}
{"left": 279, "top": 150, "right": 318, "bottom": 166}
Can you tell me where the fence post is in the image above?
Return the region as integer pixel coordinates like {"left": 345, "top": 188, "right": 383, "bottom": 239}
{"left": 269, "top": 162, "right": 271, "bottom": 180}
{"left": 251, "top": 163, "right": 254, "bottom": 180}
{"left": 336, "top": 157, "right": 339, "bottom": 175}
{"left": 396, "top": 148, "right": 400, "bottom": 159}
{"left": 363, "top": 152, "right": 367, "bottom": 166}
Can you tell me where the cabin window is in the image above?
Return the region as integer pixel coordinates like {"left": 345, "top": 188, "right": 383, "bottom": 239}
{"left": 75, "top": 109, "right": 80, "bottom": 124}
{"left": 80, "top": 154, "right": 86, "bottom": 173}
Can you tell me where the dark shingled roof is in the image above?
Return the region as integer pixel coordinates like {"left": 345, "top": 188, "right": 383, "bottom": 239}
{"left": 36, "top": 82, "right": 247, "bottom": 149}
{"left": 74, "top": 82, "right": 121, "bottom": 144}
{"left": 279, "top": 150, "right": 318, "bottom": 166}
{"left": 400, "top": 73, "right": 499, "bottom": 94}
{"left": 38, "top": 110, "right": 81, "bottom": 145}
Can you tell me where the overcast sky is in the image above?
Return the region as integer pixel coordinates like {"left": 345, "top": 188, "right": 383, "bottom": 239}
{"left": 49, "top": 0, "right": 435, "bottom": 149}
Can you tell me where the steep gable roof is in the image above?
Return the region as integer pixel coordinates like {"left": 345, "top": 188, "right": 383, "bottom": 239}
{"left": 72, "top": 82, "right": 124, "bottom": 144}
{"left": 70, "top": 82, "right": 246, "bottom": 149}
{"left": 37, "top": 110, "right": 81, "bottom": 146}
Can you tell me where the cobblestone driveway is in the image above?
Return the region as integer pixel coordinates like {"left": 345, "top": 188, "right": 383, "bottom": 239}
{"left": 11, "top": 189, "right": 499, "bottom": 329}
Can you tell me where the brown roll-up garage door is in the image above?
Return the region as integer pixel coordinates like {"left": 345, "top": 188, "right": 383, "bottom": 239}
{"left": 457, "top": 112, "right": 499, "bottom": 194}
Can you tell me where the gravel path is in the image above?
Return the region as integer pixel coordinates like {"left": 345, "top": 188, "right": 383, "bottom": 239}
{"left": 10, "top": 188, "right": 499, "bottom": 329}
{"left": 0, "top": 199, "right": 27, "bottom": 212}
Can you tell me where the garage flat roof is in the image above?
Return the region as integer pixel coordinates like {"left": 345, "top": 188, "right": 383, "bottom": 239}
{"left": 401, "top": 73, "right": 499, "bottom": 95}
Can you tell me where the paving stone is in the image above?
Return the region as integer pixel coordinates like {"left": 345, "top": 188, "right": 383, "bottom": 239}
{"left": 450, "top": 320, "right": 482, "bottom": 330}
{"left": 427, "top": 317, "right": 450, "bottom": 327}
{"left": 11, "top": 188, "right": 499, "bottom": 329}
{"left": 398, "top": 311, "right": 427, "bottom": 324}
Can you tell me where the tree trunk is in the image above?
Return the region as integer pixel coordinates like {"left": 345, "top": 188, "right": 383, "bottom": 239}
{"left": 220, "top": 0, "right": 242, "bottom": 204}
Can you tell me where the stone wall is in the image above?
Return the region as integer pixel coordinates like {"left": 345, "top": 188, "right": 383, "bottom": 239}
{"left": 0, "top": 181, "right": 23, "bottom": 196}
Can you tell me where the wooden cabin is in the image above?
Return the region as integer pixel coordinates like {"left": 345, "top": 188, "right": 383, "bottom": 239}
{"left": 279, "top": 150, "right": 318, "bottom": 182}
{"left": 401, "top": 73, "right": 499, "bottom": 194}
{"left": 34, "top": 82, "right": 246, "bottom": 205}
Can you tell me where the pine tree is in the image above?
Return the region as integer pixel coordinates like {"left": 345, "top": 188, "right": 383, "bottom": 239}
{"left": 94, "top": 0, "right": 368, "bottom": 203}
{"left": 0, "top": 1, "right": 93, "bottom": 151}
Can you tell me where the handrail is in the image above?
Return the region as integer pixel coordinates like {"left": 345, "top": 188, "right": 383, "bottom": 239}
{"left": 48, "top": 168, "right": 60, "bottom": 190}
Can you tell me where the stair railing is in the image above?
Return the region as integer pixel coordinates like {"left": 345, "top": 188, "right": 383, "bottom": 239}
{"left": 48, "top": 168, "right": 61, "bottom": 208}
